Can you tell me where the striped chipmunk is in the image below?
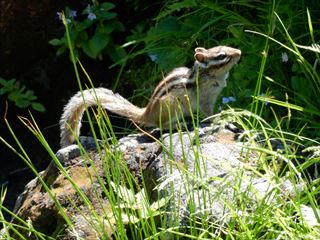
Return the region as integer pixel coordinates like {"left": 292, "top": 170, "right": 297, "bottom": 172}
{"left": 60, "top": 46, "right": 241, "bottom": 147}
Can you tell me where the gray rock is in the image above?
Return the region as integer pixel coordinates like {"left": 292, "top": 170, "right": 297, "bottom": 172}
{"left": 2, "top": 123, "right": 302, "bottom": 239}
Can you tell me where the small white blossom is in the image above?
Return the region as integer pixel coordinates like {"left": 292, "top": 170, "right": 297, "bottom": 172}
{"left": 87, "top": 12, "right": 97, "bottom": 20}
{"left": 259, "top": 93, "right": 269, "bottom": 105}
{"left": 86, "top": 4, "right": 92, "bottom": 12}
{"left": 69, "top": 10, "right": 77, "bottom": 19}
{"left": 281, "top": 52, "right": 288, "bottom": 63}
{"left": 222, "top": 97, "right": 228, "bottom": 104}
{"left": 149, "top": 54, "right": 158, "bottom": 62}
{"left": 228, "top": 96, "right": 236, "bottom": 102}
{"left": 222, "top": 96, "right": 236, "bottom": 104}
{"left": 56, "top": 12, "right": 63, "bottom": 21}
{"left": 56, "top": 12, "right": 71, "bottom": 24}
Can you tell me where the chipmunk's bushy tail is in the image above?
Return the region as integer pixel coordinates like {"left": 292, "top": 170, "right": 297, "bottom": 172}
{"left": 59, "top": 88, "right": 145, "bottom": 147}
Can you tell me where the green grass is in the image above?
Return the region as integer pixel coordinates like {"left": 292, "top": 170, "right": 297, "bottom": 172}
{"left": 1, "top": 0, "right": 320, "bottom": 239}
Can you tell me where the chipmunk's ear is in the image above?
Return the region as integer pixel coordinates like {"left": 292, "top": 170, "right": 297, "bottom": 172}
{"left": 194, "top": 47, "right": 207, "bottom": 62}
{"left": 195, "top": 47, "right": 207, "bottom": 53}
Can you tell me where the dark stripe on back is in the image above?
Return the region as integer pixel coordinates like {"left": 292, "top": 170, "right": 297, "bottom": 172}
{"left": 151, "top": 69, "right": 190, "bottom": 99}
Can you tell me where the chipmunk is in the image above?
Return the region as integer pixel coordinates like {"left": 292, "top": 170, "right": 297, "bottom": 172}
{"left": 60, "top": 46, "right": 241, "bottom": 147}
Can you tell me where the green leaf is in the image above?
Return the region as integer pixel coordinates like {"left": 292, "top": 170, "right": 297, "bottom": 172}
{"left": 0, "top": 78, "right": 16, "bottom": 92}
{"left": 100, "top": 2, "right": 115, "bottom": 11}
{"left": 8, "top": 91, "right": 19, "bottom": 101}
{"left": 56, "top": 46, "right": 67, "bottom": 56}
{"left": 0, "top": 88, "right": 7, "bottom": 95}
{"left": 291, "top": 75, "right": 301, "bottom": 91}
{"left": 149, "top": 16, "right": 181, "bottom": 34}
{"left": 0, "top": 77, "right": 6, "bottom": 85}
{"left": 146, "top": 17, "right": 189, "bottom": 71}
{"left": 228, "top": 26, "right": 244, "bottom": 39}
{"left": 99, "top": 12, "right": 117, "bottom": 20}
{"left": 15, "top": 99, "right": 30, "bottom": 108}
{"left": 81, "top": 42, "right": 95, "bottom": 59}
{"left": 111, "top": 21, "right": 125, "bottom": 32}
{"left": 26, "top": 91, "right": 37, "bottom": 101}
{"left": 91, "top": 32, "right": 109, "bottom": 54}
{"left": 107, "top": 45, "right": 127, "bottom": 63}
{"left": 155, "top": 0, "right": 196, "bottom": 20}
{"left": 48, "top": 38, "right": 62, "bottom": 46}
{"left": 82, "top": 32, "right": 109, "bottom": 59}
{"left": 31, "top": 102, "right": 46, "bottom": 112}
{"left": 8, "top": 79, "right": 16, "bottom": 86}
{"left": 76, "top": 19, "right": 94, "bottom": 31}
{"left": 147, "top": 47, "right": 188, "bottom": 71}
{"left": 98, "top": 25, "right": 115, "bottom": 34}
{"left": 77, "top": 31, "right": 89, "bottom": 44}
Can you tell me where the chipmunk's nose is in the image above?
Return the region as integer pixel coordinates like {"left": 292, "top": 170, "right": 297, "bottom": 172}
{"left": 235, "top": 49, "right": 241, "bottom": 57}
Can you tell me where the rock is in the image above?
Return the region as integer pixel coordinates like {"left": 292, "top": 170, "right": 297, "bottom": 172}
{"left": 146, "top": 125, "right": 302, "bottom": 234}
{"left": 1, "top": 123, "right": 302, "bottom": 239}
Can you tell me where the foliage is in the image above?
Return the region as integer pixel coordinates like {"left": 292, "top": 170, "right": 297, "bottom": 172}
{"left": 0, "top": 77, "right": 46, "bottom": 112}
{"left": 49, "top": 2, "right": 126, "bottom": 62}
{"left": 142, "top": 0, "right": 320, "bottom": 139}
{"left": 1, "top": 0, "right": 320, "bottom": 239}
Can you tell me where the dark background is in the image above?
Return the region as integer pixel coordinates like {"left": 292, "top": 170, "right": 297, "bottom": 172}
{"left": 0, "top": 0, "right": 159, "bottom": 216}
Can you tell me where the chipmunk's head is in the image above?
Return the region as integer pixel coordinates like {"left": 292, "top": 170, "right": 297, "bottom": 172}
{"left": 194, "top": 46, "right": 241, "bottom": 77}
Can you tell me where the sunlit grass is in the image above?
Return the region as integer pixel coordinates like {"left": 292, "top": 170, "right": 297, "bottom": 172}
{"left": 1, "top": 1, "right": 320, "bottom": 239}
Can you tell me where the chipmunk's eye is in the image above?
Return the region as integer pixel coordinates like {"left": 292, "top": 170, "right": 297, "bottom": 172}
{"left": 213, "top": 52, "right": 227, "bottom": 61}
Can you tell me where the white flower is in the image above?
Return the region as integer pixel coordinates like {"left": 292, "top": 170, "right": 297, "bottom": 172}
{"left": 148, "top": 54, "right": 158, "bottom": 62}
{"left": 69, "top": 10, "right": 77, "bottom": 19}
{"left": 259, "top": 93, "right": 269, "bottom": 105}
{"left": 56, "top": 12, "right": 71, "bottom": 24}
{"left": 281, "top": 52, "right": 288, "bottom": 63}
{"left": 87, "top": 12, "right": 97, "bottom": 20}
{"left": 56, "top": 12, "right": 63, "bottom": 21}
{"left": 228, "top": 96, "right": 236, "bottom": 102}
{"left": 222, "top": 96, "right": 236, "bottom": 104}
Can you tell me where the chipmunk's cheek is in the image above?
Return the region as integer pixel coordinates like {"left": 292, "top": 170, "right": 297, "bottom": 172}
{"left": 213, "top": 69, "right": 223, "bottom": 77}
